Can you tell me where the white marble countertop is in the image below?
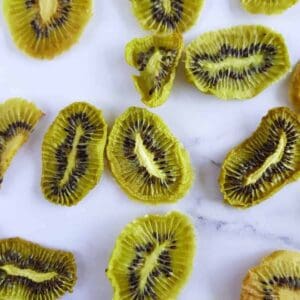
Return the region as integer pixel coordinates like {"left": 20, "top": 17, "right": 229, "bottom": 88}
{"left": 0, "top": 1, "right": 300, "bottom": 299}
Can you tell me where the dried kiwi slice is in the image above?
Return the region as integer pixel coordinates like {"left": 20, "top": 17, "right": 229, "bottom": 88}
{"left": 41, "top": 102, "right": 107, "bottom": 206}
{"left": 220, "top": 107, "right": 300, "bottom": 208}
{"left": 290, "top": 62, "right": 300, "bottom": 113}
{"left": 185, "top": 25, "right": 290, "bottom": 100}
{"left": 0, "top": 98, "right": 43, "bottom": 187}
{"left": 241, "top": 250, "right": 300, "bottom": 299}
{"left": 106, "top": 211, "right": 196, "bottom": 300}
{"left": 0, "top": 237, "right": 77, "bottom": 300}
{"left": 125, "top": 34, "right": 183, "bottom": 107}
{"left": 3, "top": 0, "right": 92, "bottom": 59}
{"left": 130, "top": 0, "right": 205, "bottom": 34}
{"left": 106, "top": 107, "right": 193, "bottom": 204}
{"left": 241, "top": 0, "right": 299, "bottom": 15}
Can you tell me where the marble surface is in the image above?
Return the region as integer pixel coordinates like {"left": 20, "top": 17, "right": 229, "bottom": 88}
{"left": 0, "top": 0, "right": 300, "bottom": 299}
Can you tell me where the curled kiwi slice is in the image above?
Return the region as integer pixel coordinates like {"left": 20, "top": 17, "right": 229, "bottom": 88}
{"left": 106, "top": 107, "right": 193, "bottom": 204}
{"left": 290, "top": 62, "right": 300, "bottom": 113}
{"left": 126, "top": 34, "right": 183, "bottom": 107}
{"left": 130, "top": 0, "right": 205, "bottom": 34}
{"left": 241, "top": 250, "right": 300, "bottom": 299}
{"left": 185, "top": 25, "right": 290, "bottom": 100}
{"left": 107, "top": 211, "right": 196, "bottom": 300}
{"left": 0, "top": 98, "right": 43, "bottom": 187}
{"left": 3, "top": 0, "right": 92, "bottom": 59}
{"left": 241, "top": 0, "right": 299, "bottom": 14}
{"left": 0, "top": 237, "right": 77, "bottom": 300}
{"left": 220, "top": 107, "right": 300, "bottom": 208}
{"left": 41, "top": 102, "right": 107, "bottom": 206}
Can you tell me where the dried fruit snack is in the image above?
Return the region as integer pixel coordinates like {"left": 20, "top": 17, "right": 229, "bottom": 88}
{"left": 130, "top": 0, "right": 205, "bottom": 34}
{"left": 106, "top": 107, "right": 193, "bottom": 204}
{"left": 126, "top": 34, "right": 183, "bottom": 107}
{"left": 41, "top": 102, "right": 107, "bottom": 206}
{"left": 0, "top": 98, "right": 43, "bottom": 187}
{"left": 241, "top": 250, "right": 300, "bottom": 299}
{"left": 3, "top": 0, "right": 92, "bottom": 59}
{"left": 220, "top": 107, "right": 300, "bottom": 208}
{"left": 185, "top": 25, "right": 290, "bottom": 100}
{"left": 241, "top": 0, "right": 299, "bottom": 15}
{"left": 0, "top": 237, "right": 77, "bottom": 300}
{"left": 106, "top": 212, "right": 196, "bottom": 300}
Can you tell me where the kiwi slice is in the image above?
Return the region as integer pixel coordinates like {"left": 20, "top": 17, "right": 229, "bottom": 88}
{"left": 3, "top": 0, "right": 92, "bottom": 59}
{"left": 0, "top": 237, "right": 77, "bottom": 299}
{"left": 290, "top": 62, "right": 300, "bottom": 113}
{"left": 0, "top": 98, "right": 43, "bottom": 187}
{"left": 126, "top": 34, "right": 183, "bottom": 108}
{"left": 241, "top": 0, "right": 299, "bottom": 15}
{"left": 220, "top": 107, "right": 300, "bottom": 208}
{"left": 185, "top": 25, "right": 290, "bottom": 100}
{"left": 106, "top": 211, "right": 196, "bottom": 300}
{"left": 41, "top": 102, "right": 107, "bottom": 206}
{"left": 130, "top": 0, "right": 205, "bottom": 34}
{"left": 106, "top": 107, "right": 193, "bottom": 204}
{"left": 241, "top": 250, "right": 300, "bottom": 299}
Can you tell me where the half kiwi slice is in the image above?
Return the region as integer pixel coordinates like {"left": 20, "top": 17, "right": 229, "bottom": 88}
{"left": 185, "top": 25, "right": 290, "bottom": 100}
{"left": 130, "top": 0, "right": 205, "bottom": 34}
{"left": 41, "top": 102, "right": 107, "bottom": 206}
{"left": 241, "top": 250, "right": 300, "bottom": 299}
{"left": 107, "top": 211, "right": 196, "bottom": 300}
{"left": 0, "top": 98, "right": 43, "bottom": 187}
{"left": 3, "top": 0, "right": 92, "bottom": 59}
{"left": 126, "top": 34, "right": 183, "bottom": 108}
{"left": 290, "top": 62, "right": 300, "bottom": 113}
{"left": 220, "top": 107, "right": 300, "bottom": 208}
{"left": 241, "top": 0, "right": 299, "bottom": 15}
{"left": 106, "top": 107, "right": 193, "bottom": 204}
{"left": 0, "top": 237, "right": 77, "bottom": 300}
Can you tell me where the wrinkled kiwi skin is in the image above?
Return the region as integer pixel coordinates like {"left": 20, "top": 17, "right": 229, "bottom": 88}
{"left": 130, "top": 0, "right": 205, "bottom": 34}
{"left": 125, "top": 34, "right": 183, "bottom": 108}
{"left": 290, "top": 62, "right": 300, "bottom": 113}
{"left": 3, "top": 0, "right": 93, "bottom": 59}
{"left": 185, "top": 25, "right": 291, "bottom": 100}
{"left": 41, "top": 102, "right": 108, "bottom": 206}
{"left": 106, "top": 211, "right": 196, "bottom": 300}
{"left": 219, "top": 107, "right": 300, "bottom": 209}
{"left": 0, "top": 237, "right": 77, "bottom": 300}
{"left": 241, "top": 0, "right": 299, "bottom": 15}
{"left": 241, "top": 250, "right": 300, "bottom": 299}
{"left": 106, "top": 107, "right": 194, "bottom": 204}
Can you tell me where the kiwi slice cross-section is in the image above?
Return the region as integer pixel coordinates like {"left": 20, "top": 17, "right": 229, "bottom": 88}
{"left": 106, "top": 107, "right": 193, "bottom": 204}
{"left": 241, "top": 250, "right": 300, "bottom": 299}
{"left": 107, "top": 211, "right": 196, "bottom": 300}
{"left": 0, "top": 98, "right": 43, "bottom": 188}
{"left": 185, "top": 25, "right": 290, "bottom": 100}
{"left": 130, "top": 0, "right": 205, "bottom": 34}
{"left": 220, "top": 107, "right": 300, "bottom": 208}
{"left": 0, "top": 237, "right": 77, "bottom": 300}
{"left": 241, "top": 0, "right": 299, "bottom": 15}
{"left": 41, "top": 102, "right": 107, "bottom": 206}
{"left": 126, "top": 34, "right": 183, "bottom": 108}
{"left": 290, "top": 62, "right": 300, "bottom": 113}
{"left": 3, "top": 0, "right": 92, "bottom": 59}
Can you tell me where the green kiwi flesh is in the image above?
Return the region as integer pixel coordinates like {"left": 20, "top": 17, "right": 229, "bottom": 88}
{"left": 106, "top": 107, "right": 193, "bottom": 204}
{"left": 106, "top": 211, "right": 196, "bottom": 300}
{"left": 185, "top": 25, "right": 290, "bottom": 100}
{"left": 41, "top": 102, "right": 107, "bottom": 206}
{"left": 220, "top": 107, "right": 300, "bottom": 208}
{"left": 241, "top": 0, "right": 299, "bottom": 15}
{"left": 0, "top": 237, "right": 77, "bottom": 300}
